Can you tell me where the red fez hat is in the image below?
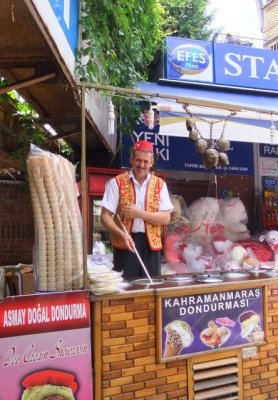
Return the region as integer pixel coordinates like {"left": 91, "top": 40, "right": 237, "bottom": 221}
{"left": 21, "top": 369, "right": 78, "bottom": 393}
{"left": 133, "top": 140, "right": 153, "bottom": 153}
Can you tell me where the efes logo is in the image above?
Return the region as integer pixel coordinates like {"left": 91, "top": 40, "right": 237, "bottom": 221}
{"left": 169, "top": 43, "right": 210, "bottom": 75}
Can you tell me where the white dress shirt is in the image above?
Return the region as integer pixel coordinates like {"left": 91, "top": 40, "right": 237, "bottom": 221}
{"left": 101, "top": 171, "right": 173, "bottom": 233}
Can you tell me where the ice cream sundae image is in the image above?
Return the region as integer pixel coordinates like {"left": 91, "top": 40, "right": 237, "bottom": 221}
{"left": 200, "top": 320, "right": 231, "bottom": 349}
{"left": 216, "top": 317, "right": 235, "bottom": 327}
{"left": 21, "top": 369, "right": 78, "bottom": 400}
{"left": 239, "top": 310, "right": 263, "bottom": 342}
{"left": 163, "top": 320, "right": 193, "bottom": 357}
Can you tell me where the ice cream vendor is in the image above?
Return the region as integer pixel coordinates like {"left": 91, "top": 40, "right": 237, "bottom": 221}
{"left": 100, "top": 140, "right": 173, "bottom": 278}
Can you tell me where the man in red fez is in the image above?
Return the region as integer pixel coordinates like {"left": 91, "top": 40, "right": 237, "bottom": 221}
{"left": 101, "top": 140, "right": 173, "bottom": 278}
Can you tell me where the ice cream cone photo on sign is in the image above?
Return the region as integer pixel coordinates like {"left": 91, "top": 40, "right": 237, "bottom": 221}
{"left": 163, "top": 320, "right": 193, "bottom": 358}
{"left": 20, "top": 369, "right": 78, "bottom": 400}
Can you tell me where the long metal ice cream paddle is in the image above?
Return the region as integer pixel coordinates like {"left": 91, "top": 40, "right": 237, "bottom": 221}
{"left": 116, "top": 214, "right": 154, "bottom": 284}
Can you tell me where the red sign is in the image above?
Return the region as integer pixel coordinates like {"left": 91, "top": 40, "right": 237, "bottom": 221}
{"left": 0, "top": 291, "right": 93, "bottom": 399}
{"left": 0, "top": 291, "right": 90, "bottom": 338}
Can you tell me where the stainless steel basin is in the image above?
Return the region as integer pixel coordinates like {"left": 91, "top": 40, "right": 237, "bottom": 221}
{"left": 264, "top": 270, "right": 278, "bottom": 277}
{"left": 220, "top": 270, "right": 251, "bottom": 278}
{"left": 195, "top": 273, "right": 224, "bottom": 283}
{"left": 130, "top": 278, "right": 164, "bottom": 286}
{"left": 248, "top": 267, "right": 272, "bottom": 274}
{"left": 165, "top": 274, "right": 194, "bottom": 282}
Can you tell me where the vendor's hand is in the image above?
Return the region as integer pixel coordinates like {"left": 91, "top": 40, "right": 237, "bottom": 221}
{"left": 122, "top": 232, "right": 135, "bottom": 253}
{"left": 122, "top": 204, "right": 141, "bottom": 220}
{"left": 125, "top": 234, "right": 136, "bottom": 252}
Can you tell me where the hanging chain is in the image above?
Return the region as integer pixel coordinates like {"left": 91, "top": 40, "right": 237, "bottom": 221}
{"left": 219, "top": 112, "right": 236, "bottom": 139}
{"left": 183, "top": 104, "right": 236, "bottom": 141}
{"left": 208, "top": 121, "right": 214, "bottom": 147}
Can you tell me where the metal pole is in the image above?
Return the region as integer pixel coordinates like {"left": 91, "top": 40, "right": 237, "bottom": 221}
{"left": 116, "top": 215, "right": 153, "bottom": 284}
{"left": 81, "top": 86, "right": 88, "bottom": 289}
{"left": 76, "top": 82, "right": 277, "bottom": 115}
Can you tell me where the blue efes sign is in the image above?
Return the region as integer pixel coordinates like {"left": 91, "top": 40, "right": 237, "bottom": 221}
{"left": 166, "top": 37, "right": 213, "bottom": 83}
{"left": 48, "top": 0, "right": 79, "bottom": 54}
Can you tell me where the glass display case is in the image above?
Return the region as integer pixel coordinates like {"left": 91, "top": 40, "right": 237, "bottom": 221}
{"left": 86, "top": 167, "right": 123, "bottom": 256}
{"left": 90, "top": 197, "right": 112, "bottom": 255}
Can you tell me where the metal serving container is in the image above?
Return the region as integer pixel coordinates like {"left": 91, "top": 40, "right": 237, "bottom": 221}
{"left": 264, "top": 270, "right": 278, "bottom": 277}
{"left": 130, "top": 278, "right": 165, "bottom": 286}
{"left": 195, "top": 273, "right": 224, "bottom": 283}
{"left": 220, "top": 269, "right": 251, "bottom": 278}
{"left": 247, "top": 266, "right": 272, "bottom": 274}
{"left": 165, "top": 274, "right": 194, "bottom": 282}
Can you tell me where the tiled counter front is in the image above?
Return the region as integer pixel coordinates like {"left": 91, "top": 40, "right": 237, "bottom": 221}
{"left": 90, "top": 281, "right": 278, "bottom": 400}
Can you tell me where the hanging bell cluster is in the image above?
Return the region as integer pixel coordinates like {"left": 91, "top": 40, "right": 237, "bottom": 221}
{"left": 186, "top": 118, "right": 231, "bottom": 169}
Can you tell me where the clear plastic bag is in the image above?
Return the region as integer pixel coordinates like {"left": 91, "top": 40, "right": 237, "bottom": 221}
{"left": 27, "top": 144, "right": 83, "bottom": 292}
{"left": 186, "top": 197, "right": 224, "bottom": 255}
{"left": 220, "top": 197, "right": 250, "bottom": 242}
{"left": 87, "top": 254, "right": 114, "bottom": 272}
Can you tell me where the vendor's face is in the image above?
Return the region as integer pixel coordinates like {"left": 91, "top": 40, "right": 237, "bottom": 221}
{"left": 130, "top": 150, "right": 154, "bottom": 183}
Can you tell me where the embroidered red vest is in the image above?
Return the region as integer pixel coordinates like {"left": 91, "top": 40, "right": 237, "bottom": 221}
{"left": 111, "top": 172, "right": 164, "bottom": 250}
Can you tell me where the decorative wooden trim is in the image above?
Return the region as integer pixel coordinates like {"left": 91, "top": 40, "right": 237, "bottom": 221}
{"left": 155, "top": 279, "right": 273, "bottom": 297}
{"left": 263, "top": 284, "right": 269, "bottom": 341}
{"left": 92, "top": 300, "right": 102, "bottom": 400}
{"left": 187, "top": 356, "right": 194, "bottom": 400}
{"left": 156, "top": 294, "right": 162, "bottom": 363}
{"left": 237, "top": 349, "right": 243, "bottom": 400}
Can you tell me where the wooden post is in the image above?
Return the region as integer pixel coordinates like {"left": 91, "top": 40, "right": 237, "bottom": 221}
{"left": 81, "top": 86, "right": 88, "bottom": 289}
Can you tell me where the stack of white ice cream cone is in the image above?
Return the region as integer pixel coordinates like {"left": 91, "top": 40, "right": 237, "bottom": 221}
{"left": 27, "top": 145, "right": 83, "bottom": 291}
